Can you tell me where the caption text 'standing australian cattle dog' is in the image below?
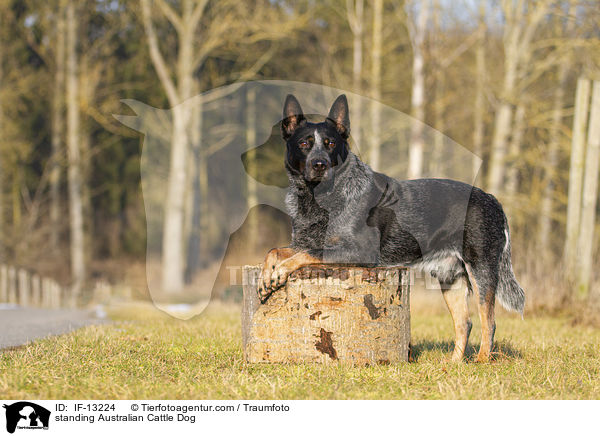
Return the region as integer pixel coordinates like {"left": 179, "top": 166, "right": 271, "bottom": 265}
{"left": 257, "top": 94, "right": 524, "bottom": 362}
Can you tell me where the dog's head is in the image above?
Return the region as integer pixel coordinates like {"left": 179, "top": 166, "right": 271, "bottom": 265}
{"left": 282, "top": 94, "right": 350, "bottom": 184}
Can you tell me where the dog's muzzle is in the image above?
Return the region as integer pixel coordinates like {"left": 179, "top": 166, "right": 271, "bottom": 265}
{"left": 306, "top": 158, "right": 331, "bottom": 182}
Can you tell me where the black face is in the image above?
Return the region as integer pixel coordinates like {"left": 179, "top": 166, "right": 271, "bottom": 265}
{"left": 281, "top": 95, "right": 350, "bottom": 183}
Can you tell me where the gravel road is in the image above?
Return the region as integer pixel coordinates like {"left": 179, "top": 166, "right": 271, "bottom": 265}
{"left": 0, "top": 304, "right": 107, "bottom": 349}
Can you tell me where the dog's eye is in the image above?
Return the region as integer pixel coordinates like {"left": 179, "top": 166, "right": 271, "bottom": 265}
{"left": 325, "top": 139, "right": 335, "bottom": 148}
{"left": 299, "top": 140, "right": 310, "bottom": 149}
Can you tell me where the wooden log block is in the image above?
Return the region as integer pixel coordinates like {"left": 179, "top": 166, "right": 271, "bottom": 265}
{"left": 18, "top": 268, "right": 30, "bottom": 306}
{"left": 242, "top": 265, "right": 410, "bottom": 365}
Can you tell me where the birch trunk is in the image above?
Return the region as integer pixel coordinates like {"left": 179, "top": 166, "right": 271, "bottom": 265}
{"left": 431, "top": 0, "right": 443, "bottom": 176}
{"left": 472, "top": 2, "right": 486, "bottom": 180}
{"left": 245, "top": 86, "right": 258, "bottom": 251}
{"left": 487, "top": 55, "right": 517, "bottom": 193}
{"left": 564, "top": 78, "right": 591, "bottom": 280}
{"left": 407, "top": 0, "right": 429, "bottom": 179}
{"left": 162, "top": 103, "right": 190, "bottom": 293}
{"left": 184, "top": 88, "right": 202, "bottom": 282}
{"left": 575, "top": 81, "right": 600, "bottom": 298}
{"left": 66, "top": 0, "right": 85, "bottom": 300}
{"left": 0, "top": 12, "right": 4, "bottom": 257}
{"left": 347, "top": 0, "right": 364, "bottom": 150}
{"left": 50, "top": 0, "right": 66, "bottom": 252}
{"left": 368, "top": 0, "right": 382, "bottom": 171}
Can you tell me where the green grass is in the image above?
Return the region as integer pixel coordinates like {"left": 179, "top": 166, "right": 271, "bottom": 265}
{"left": 1, "top": 302, "right": 599, "bottom": 399}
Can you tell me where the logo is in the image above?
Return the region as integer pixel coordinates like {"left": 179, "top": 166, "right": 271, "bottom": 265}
{"left": 2, "top": 402, "right": 50, "bottom": 434}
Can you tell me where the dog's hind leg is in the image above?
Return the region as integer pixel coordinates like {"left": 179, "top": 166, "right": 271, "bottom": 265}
{"left": 465, "top": 264, "right": 496, "bottom": 362}
{"left": 441, "top": 280, "right": 472, "bottom": 362}
{"left": 475, "top": 289, "right": 496, "bottom": 362}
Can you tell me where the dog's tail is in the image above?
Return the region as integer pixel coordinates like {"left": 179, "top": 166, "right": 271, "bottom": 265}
{"left": 497, "top": 217, "right": 525, "bottom": 314}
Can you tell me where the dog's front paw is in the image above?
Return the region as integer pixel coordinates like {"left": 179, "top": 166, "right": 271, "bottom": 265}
{"left": 269, "top": 263, "right": 291, "bottom": 290}
{"left": 258, "top": 249, "right": 279, "bottom": 302}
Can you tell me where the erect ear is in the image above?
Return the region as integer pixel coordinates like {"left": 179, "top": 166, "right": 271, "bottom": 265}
{"left": 326, "top": 94, "right": 350, "bottom": 139}
{"left": 281, "top": 94, "right": 306, "bottom": 140}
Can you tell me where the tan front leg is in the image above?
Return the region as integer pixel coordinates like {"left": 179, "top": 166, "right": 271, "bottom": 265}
{"left": 268, "top": 251, "right": 322, "bottom": 290}
{"left": 441, "top": 282, "right": 472, "bottom": 362}
{"left": 258, "top": 247, "right": 296, "bottom": 301}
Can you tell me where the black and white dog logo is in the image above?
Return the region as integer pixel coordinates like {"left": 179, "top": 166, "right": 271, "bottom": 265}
{"left": 3, "top": 402, "right": 50, "bottom": 433}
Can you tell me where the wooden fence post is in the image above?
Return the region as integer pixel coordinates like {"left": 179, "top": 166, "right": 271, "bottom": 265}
{"left": 31, "top": 274, "right": 41, "bottom": 306}
{"left": 0, "top": 264, "right": 7, "bottom": 302}
{"left": 7, "top": 266, "right": 16, "bottom": 304}
{"left": 18, "top": 268, "right": 30, "bottom": 306}
{"left": 41, "top": 278, "right": 50, "bottom": 308}
{"left": 51, "top": 281, "right": 61, "bottom": 309}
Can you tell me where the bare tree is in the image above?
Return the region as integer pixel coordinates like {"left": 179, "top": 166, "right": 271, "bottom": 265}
{"left": 407, "top": 0, "right": 429, "bottom": 179}
{"left": 565, "top": 77, "right": 591, "bottom": 280}
{"left": 487, "top": 0, "right": 552, "bottom": 194}
{"left": 141, "top": 0, "right": 293, "bottom": 293}
{"left": 140, "top": 0, "right": 211, "bottom": 294}
{"left": 576, "top": 80, "right": 600, "bottom": 298}
{"left": 50, "top": 0, "right": 66, "bottom": 252}
{"left": 369, "top": 0, "right": 383, "bottom": 170}
{"left": 66, "top": 0, "right": 85, "bottom": 299}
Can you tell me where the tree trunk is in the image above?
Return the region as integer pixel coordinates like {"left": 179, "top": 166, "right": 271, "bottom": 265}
{"left": 245, "top": 85, "right": 258, "bottom": 251}
{"left": 505, "top": 103, "right": 525, "bottom": 207}
{"left": 538, "top": 7, "right": 575, "bottom": 253}
{"left": 162, "top": 103, "right": 190, "bottom": 294}
{"left": 487, "top": 0, "right": 551, "bottom": 195}
{"left": 66, "top": 0, "right": 85, "bottom": 301}
{"left": 431, "top": 0, "right": 444, "bottom": 176}
{"left": 538, "top": 61, "right": 568, "bottom": 252}
{"left": 575, "top": 81, "right": 600, "bottom": 298}
{"left": 51, "top": 0, "right": 66, "bottom": 253}
{"left": 185, "top": 94, "right": 203, "bottom": 282}
{"left": 368, "top": 0, "right": 382, "bottom": 171}
{"left": 472, "top": 2, "right": 486, "bottom": 180}
{"left": 407, "top": 0, "right": 429, "bottom": 179}
{"left": 564, "top": 78, "right": 591, "bottom": 280}
{"left": 488, "top": 3, "right": 521, "bottom": 194}
{"left": 347, "top": 0, "right": 364, "bottom": 150}
{"left": 0, "top": 11, "right": 4, "bottom": 258}
{"left": 141, "top": 0, "right": 196, "bottom": 294}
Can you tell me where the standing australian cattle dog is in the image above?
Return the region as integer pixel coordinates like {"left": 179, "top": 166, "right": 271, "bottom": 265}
{"left": 258, "top": 94, "right": 524, "bottom": 362}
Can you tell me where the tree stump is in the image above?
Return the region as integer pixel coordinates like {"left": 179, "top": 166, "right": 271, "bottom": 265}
{"left": 242, "top": 265, "right": 410, "bottom": 365}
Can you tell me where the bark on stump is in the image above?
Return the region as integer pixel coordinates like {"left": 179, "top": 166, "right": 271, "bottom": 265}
{"left": 242, "top": 265, "right": 410, "bottom": 365}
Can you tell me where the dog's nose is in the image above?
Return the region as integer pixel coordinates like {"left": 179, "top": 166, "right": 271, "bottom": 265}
{"left": 311, "top": 159, "right": 328, "bottom": 172}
